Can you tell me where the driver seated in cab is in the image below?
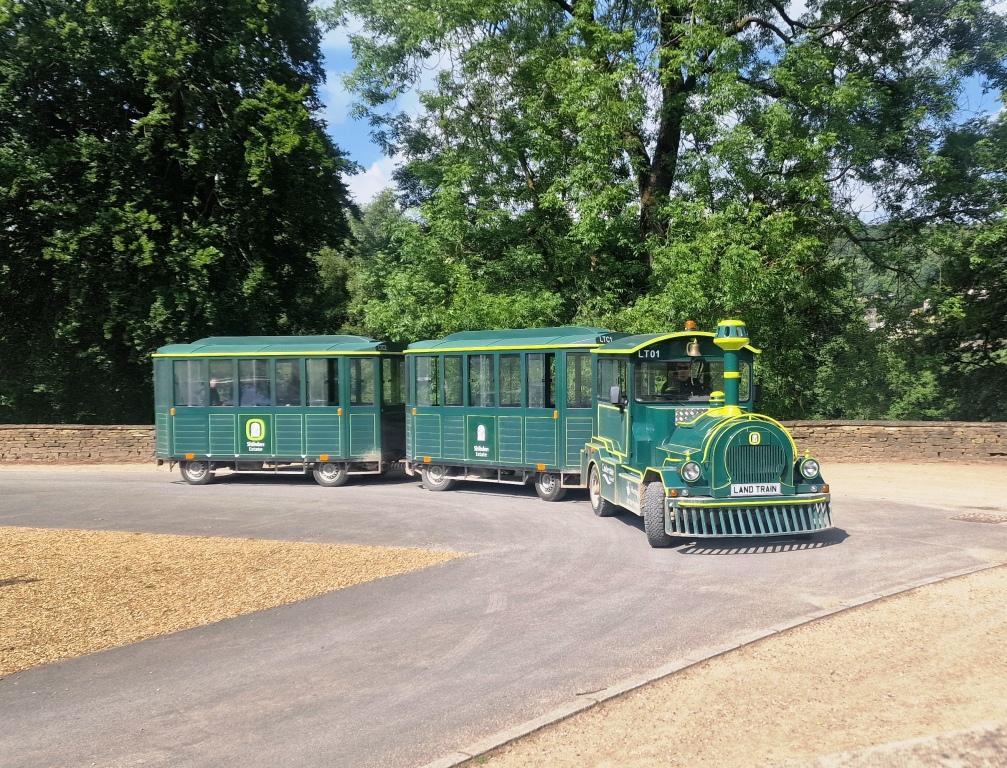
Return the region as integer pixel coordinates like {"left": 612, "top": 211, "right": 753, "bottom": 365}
{"left": 660, "top": 362, "right": 699, "bottom": 397}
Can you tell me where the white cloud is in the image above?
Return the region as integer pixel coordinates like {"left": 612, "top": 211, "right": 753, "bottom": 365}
{"left": 318, "top": 13, "right": 364, "bottom": 54}
{"left": 319, "top": 73, "right": 353, "bottom": 126}
{"left": 346, "top": 156, "right": 399, "bottom": 204}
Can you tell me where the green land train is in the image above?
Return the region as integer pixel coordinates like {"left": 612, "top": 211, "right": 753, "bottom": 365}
{"left": 154, "top": 321, "right": 832, "bottom": 547}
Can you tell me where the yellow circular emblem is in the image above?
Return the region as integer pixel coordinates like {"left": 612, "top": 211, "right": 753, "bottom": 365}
{"left": 748, "top": 431, "right": 761, "bottom": 445}
{"left": 245, "top": 418, "right": 266, "bottom": 442}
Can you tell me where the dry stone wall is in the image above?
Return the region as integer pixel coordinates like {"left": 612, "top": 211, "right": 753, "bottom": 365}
{"left": 783, "top": 421, "right": 1006, "bottom": 462}
{"left": 0, "top": 425, "right": 154, "bottom": 464}
{"left": 0, "top": 422, "right": 1005, "bottom": 464}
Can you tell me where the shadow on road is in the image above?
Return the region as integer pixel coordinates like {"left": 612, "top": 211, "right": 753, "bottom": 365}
{"left": 172, "top": 471, "right": 416, "bottom": 488}
{"left": 676, "top": 527, "right": 849, "bottom": 555}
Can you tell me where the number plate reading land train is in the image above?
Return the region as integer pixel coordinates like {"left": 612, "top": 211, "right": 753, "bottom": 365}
{"left": 731, "top": 483, "right": 781, "bottom": 497}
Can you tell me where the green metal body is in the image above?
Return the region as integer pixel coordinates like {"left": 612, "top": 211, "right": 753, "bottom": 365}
{"left": 585, "top": 326, "right": 832, "bottom": 537}
{"left": 153, "top": 336, "right": 405, "bottom": 472}
{"left": 404, "top": 327, "right": 622, "bottom": 483}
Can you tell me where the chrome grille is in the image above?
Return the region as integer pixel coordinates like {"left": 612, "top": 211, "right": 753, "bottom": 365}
{"left": 726, "top": 443, "right": 787, "bottom": 484}
{"left": 670, "top": 501, "right": 832, "bottom": 537}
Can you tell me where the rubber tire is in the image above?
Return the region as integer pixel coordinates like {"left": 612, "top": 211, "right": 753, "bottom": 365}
{"left": 179, "top": 460, "right": 214, "bottom": 486}
{"left": 421, "top": 465, "right": 456, "bottom": 492}
{"left": 643, "top": 481, "right": 675, "bottom": 548}
{"left": 588, "top": 463, "right": 619, "bottom": 517}
{"left": 534, "top": 473, "right": 567, "bottom": 502}
{"left": 312, "top": 462, "right": 349, "bottom": 487}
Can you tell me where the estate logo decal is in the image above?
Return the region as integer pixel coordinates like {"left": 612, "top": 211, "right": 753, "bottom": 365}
{"left": 468, "top": 418, "right": 494, "bottom": 460}
{"left": 245, "top": 418, "right": 267, "bottom": 452}
{"left": 473, "top": 423, "right": 489, "bottom": 458}
{"left": 602, "top": 464, "right": 615, "bottom": 485}
{"left": 748, "top": 431, "right": 762, "bottom": 445}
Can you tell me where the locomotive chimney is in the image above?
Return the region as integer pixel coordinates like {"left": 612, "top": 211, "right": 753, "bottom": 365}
{"left": 713, "top": 319, "right": 748, "bottom": 415}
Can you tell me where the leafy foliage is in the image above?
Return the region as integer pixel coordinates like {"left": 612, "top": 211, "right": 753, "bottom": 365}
{"left": 0, "top": 0, "right": 352, "bottom": 422}
{"left": 325, "top": 0, "right": 1007, "bottom": 418}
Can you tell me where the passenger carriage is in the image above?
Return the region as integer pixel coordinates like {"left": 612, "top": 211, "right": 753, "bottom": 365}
{"left": 403, "top": 327, "right": 625, "bottom": 500}
{"left": 153, "top": 336, "right": 405, "bottom": 485}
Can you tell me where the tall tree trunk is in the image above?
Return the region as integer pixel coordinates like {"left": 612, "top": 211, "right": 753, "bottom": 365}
{"left": 640, "top": 3, "right": 691, "bottom": 242}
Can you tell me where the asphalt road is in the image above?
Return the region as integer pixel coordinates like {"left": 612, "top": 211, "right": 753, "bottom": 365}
{"left": 1, "top": 466, "right": 1005, "bottom": 768}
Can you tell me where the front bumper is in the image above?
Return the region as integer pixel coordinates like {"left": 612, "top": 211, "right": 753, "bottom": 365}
{"left": 667, "top": 494, "right": 832, "bottom": 537}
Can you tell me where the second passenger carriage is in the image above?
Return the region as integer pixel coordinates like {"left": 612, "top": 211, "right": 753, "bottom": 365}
{"left": 403, "top": 327, "right": 625, "bottom": 500}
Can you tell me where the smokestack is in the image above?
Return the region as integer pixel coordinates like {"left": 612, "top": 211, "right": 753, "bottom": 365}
{"left": 713, "top": 319, "right": 748, "bottom": 414}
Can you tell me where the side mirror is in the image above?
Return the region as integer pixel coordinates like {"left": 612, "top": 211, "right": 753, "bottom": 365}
{"left": 609, "top": 385, "right": 622, "bottom": 406}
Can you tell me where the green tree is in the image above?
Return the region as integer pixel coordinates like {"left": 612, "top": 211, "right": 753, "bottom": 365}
{"left": 329, "top": 0, "right": 1007, "bottom": 417}
{"left": 0, "top": 0, "right": 353, "bottom": 423}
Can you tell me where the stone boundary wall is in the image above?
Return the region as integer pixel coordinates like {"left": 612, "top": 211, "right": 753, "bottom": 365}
{"left": 0, "top": 425, "right": 155, "bottom": 464}
{"left": 0, "top": 422, "right": 1005, "bottom": 464}
{"left": 782, "top": 421, "right": 1006, "bottom": 462}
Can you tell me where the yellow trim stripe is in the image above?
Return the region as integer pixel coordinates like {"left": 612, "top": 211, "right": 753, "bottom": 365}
{"left": 153, "top": 351, "right": 401, "bottom": 358}
{"left": 678, "top": 495, "right": 827, "bottom": 508}
{"left": 405, "top": 343, "right": 598, "bottom": 354}
{"left": 593, "top": 331, "right": 761, "bottom": 355}
{"left": 723, "top": 371, "right": 741, "bottom": 379}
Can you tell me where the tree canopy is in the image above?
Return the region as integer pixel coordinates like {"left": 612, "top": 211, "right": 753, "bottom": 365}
{"left": 1, "top": 1, "right": 1005, "bottom": 422}
{"left": 327, "top": 0, "right": 1007, "bottom": 418}
{"left": 0, "top": 0, "right": 353, "bottom": 422}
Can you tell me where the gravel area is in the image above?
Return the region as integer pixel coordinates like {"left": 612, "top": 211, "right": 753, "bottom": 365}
{"left": 480, "top": 564, "right": 1007, "bottom": 768}
{"left": 0, "top": 526, "right": 462, "bottom": 678}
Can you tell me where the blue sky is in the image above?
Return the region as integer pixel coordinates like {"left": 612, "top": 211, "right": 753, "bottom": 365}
{"left": 317, "top": 23, "right": 413, "bottom": 204}
{"left": 317, "top": 18, "right": 1005, "bottom": 206}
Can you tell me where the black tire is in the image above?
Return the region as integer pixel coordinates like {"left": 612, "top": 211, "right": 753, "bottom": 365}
{"left": 643, "top": 481, "right": 675, "bottom": 548}
{"left": 421, "top": 465, "right": 456, "bottom": 492}
{"left": 179, "top": 460, "right": 214, "bottom": 486}
{"left": 534, "top": 472, "right": 567, "bottom": 502}
{"left": 588, "top": 463, "right": 619, "bottom": 517}
{"left": 313, "top": 462, "right": 348, "bottom": 487}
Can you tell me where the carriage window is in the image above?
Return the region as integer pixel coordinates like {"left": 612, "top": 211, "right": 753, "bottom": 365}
{"left": 239, "top": 359, "right": 271, "bottom": 406}
{"left": 382, "top": 357, "right": 405, "bottom": 405}
{"left": 275, "top": 359, "right": 301, "bottom": 406}
{"left": 527, "top": 353, "right": 556, "bottom": 409}
{"left": 500, "top": 355, "right": 521, "bottom": 407}
{"left": 306, "top": 358, "right": 339, "bottom": 406}
{"left": 173, "top": 360, "right": 206, "bottom": 406}
{"left": 739, "top": 363, "right": 751, "bottom": 401}
{"left": 444, "top": 355, "right": 463, "bottom": 405}
{"left": 468, "top": 354, "right": 496, "bottom": 407}
{"left": 566, "top": 353, "right": 591, "bottom": 408}
{"left": 597, "top": 359, "right": 626, "bottom": 401}
{"left": 208, "top": 360, "right": 234, "bottom": 407}
{"left": 415, "top": 356, "right": 439, "bottom": 406}
{"left": 350, "top": 358, "right": 376, "bottom": 405}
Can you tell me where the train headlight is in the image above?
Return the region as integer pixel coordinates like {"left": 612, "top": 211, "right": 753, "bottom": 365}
{"left": 800, "top": 458, "right": 820, "bottom": 479}
{"left": 681, "top": 461, "right": 702, "bottom": 482}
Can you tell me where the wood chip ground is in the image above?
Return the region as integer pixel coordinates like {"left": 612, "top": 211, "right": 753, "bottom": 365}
{"left": 0, "top": 526, "right": 462, "bottom": 678}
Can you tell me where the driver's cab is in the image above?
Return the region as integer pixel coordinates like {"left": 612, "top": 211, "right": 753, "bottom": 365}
{"left": 593, "top": 328, "right": 758, "bottom": 470}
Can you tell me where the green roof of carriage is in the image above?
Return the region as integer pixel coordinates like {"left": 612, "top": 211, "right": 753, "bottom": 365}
{"left": 407, "top": 326, "right": 621, "bottom": 353}
{"left": 594, "top": 331, "right": 761, "bottom": 354}
{"left": 153, "top": 335, "right": 402, "bottom": 357}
